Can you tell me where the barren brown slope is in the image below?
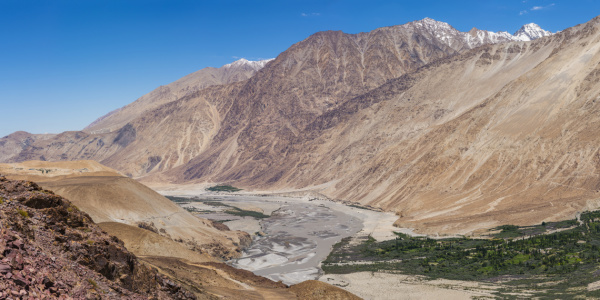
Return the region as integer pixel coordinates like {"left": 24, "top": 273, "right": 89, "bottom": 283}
{"left": 309, "top": 17, "right": 600, "bottom": 233}
{"left": 0, "top": 131, "right": 55, "bottom": 162}
{"left": 0, "top": 160, "right": 250, "bottom": 259}
{"left": 0, "top": 19, "right": 507, "bottom": 179}
{"left": 155, "top": 19, "right": 508, "bottom": 183}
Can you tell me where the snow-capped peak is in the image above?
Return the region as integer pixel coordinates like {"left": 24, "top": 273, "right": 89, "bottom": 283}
{"left": 403, "top": 18, "right": 553, "bottom": 50}
{"left": 513, "top": 23, "right": 553, "bottom": 41}
{"left": 223, "top": 58, "right": 274, "bottom": 71}
{"left": 411, "top": 17, "right": 455, "bottom": 32}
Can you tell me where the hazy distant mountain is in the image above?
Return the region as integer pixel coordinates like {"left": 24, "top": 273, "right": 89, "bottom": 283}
{"left": 3, "top": 16, "right": 593, "bottom": 235}
{"left": 85, "top": 58, "right": 274, "bottom": 133}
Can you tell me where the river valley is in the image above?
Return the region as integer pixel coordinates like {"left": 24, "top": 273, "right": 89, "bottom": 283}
{"left": 164, "top": 192, "right": 401, "bottom": 285}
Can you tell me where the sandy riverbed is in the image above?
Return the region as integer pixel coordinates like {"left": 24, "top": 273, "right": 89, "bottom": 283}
{"left": 320, "top": 272, "right": 501, "bottom": 300}
{"left": 156, "top": 190, "right": 409, "bottom": 284}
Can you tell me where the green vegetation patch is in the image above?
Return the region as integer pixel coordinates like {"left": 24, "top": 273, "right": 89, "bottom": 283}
{"left": 488, "top": 219, "right": 578, "bottom": 238}
{"left": 323, "top": 210, "right": 600, "bottom": 298}
{"left": 17, "top": 208, "right": 29, "bottom": 218}
{"left": 348, "top": 204, "right": 379, "bottom": 211}
{"left": 493, "top": 224, "right": 522, "bottom": 238}
{"left": 165, "top": 196, "right": 192, "bottom": 204}
{"left": 206, "top": 185, "right": 242, "bottom": 192}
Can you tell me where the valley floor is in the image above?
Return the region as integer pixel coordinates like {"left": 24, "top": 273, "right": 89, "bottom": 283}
{"left": 161, "top": 192, "right": 390, "bottom": 285}
{"left": 159, "top": 187, "right": 517, "bottom": 299}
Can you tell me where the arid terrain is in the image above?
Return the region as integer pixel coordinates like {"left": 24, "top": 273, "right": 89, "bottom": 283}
{"left": 3, "top": 17, "right": 600, "bottom": 237}
{"left": 4, "top": 15, "right": 600, "bottom": 299}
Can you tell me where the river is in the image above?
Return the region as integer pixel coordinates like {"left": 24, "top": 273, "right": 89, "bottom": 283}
{"left": 170, "top": 193, "right": 401, "bottom": 285}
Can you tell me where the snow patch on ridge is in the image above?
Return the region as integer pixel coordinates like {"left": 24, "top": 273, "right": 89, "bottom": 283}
{"left": 513, "top": 23, "right": 553, "bottom": 41}
{"left": 223, "top": 58, "right": 275, "bottom": 71}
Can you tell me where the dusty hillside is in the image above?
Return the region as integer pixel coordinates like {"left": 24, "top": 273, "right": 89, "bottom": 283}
{"left": 98, "top": 222, "right": 216, "bottom": 263}
{"left": 0, "top": 160, "right": 250, "bottom": 259}
{"left": 329, "top": 17, "right": 600, "bottom": 234}
{"left": 268, "top": 17, "right": 600, "bottom": 234}
{"left": 289, "top": 280, "right": 362, "bottom": 300}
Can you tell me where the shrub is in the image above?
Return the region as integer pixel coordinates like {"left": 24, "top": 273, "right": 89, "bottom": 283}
{"left": 87, "top": 278, "right": 98, "bottom": 289}
{"left": 17, "top": 208, "right": 29, "bottom": 218}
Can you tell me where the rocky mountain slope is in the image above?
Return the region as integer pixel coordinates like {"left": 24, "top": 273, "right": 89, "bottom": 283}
{"left": 85, "top": 58, "right": 274, "bottom": 134}
{"left": 0, "top": 175, "right": 195, "bottom": 299}
{"left": 0, "top": 18, "right": 539, "bottom": 177}
{"left": 3, "top": 17, "right": 592, "bottom": 235}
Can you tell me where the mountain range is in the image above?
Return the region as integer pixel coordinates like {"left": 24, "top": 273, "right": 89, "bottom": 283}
{"left": 3, "top": 17, "right": 599, "bottom": 234}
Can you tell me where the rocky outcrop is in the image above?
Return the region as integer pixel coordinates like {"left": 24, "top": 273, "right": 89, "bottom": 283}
{"left": 0, "top": 175, "right": 195, "bottom": 299}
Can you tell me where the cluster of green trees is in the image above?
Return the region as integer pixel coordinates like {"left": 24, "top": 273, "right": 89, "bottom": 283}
{"left": 323, "top": 210, "right": 600, "bottom": 298}
{"left": 206, "top": 185, "right": 242, "bottom": 192}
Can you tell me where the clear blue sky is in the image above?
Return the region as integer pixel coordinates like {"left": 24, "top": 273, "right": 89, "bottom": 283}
{"left": 1, "top": 0, "right": 598, "bottom": 137}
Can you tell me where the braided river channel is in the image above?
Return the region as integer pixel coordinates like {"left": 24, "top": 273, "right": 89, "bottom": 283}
{"left": 171, "top": 193, "right": 401, "bottom": 285}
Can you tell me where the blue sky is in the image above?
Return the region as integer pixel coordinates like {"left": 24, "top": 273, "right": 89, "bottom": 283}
{"left": 1, "top": 0, "right": 598, "bottom": 137}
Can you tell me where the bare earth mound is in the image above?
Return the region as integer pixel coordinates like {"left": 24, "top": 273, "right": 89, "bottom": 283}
{"left": 289, "top": 280, "right": 362, "bottom": 300}
{"left": 99, "top": 222, "right": 215, "bottom": 263}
